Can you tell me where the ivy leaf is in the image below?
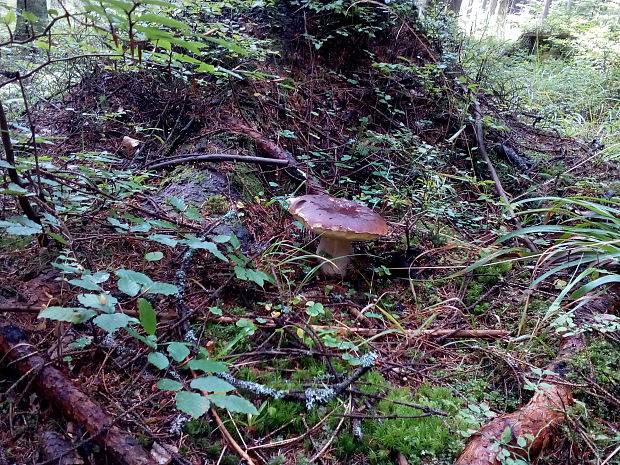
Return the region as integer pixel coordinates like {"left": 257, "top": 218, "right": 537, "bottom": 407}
{"left": 167, "top": 342, "right": 190, "bottom": 362}
{"left": 209, "top": 394, "right": 258, "bottom": 415}
{"left": 187, "top": 358, "right": 228, "bottom": 373}
{"left": 190, "top": 376, "right": 235, "bottom": 393}
{"left": 148, "top": 352, "right": 170, "bottom": 370}
{"left": 138, "top": 298, "right": 157, "bottom": 335}
{"left": 157, "top": 379, "right": 184, "bottom": 391}
{"left": 175, "top": 391, "right": 210, "bottom": 419}
{"left": 93, "top": 313, "right": 134, "bottom": 333}
{"left": 38, "top": 307, "right": 96, "bottom": 323}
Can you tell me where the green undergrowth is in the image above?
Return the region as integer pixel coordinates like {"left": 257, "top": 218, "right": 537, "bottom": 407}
{"left": 231, "top": 360, "right": 464, "bottom": 464}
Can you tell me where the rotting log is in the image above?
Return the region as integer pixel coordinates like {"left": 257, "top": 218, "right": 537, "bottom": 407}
{"left": 455, "top": 288, "right": 620, "bottom": 465}
{"left": 0, "top": 324, "right": 158, "bottom": 465}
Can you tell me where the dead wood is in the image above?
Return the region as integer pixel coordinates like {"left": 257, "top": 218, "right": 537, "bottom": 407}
{"left": 471, "top": 97, "right": 537, "bottom": 253}
{"left": 229, "top": 120, "right": 324, "bottom": 194}
{"left": 0, "top": 324, "right": 158, "bottom": 465}
{"left": 455, "top": 289, "right": 620, "bottom": 465}
{"left": 146, "top": 153, "right": 289, "bottom": 171}
{"left": 40, "top": 430, "right": 84, "bottom": 465}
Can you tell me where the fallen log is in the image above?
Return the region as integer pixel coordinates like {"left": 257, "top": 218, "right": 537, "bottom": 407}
{"left": 0, "top": 324, "right": 158, "bottom": 465}
{"left": 455, "top": 289, "right": 620, "bottom": 465}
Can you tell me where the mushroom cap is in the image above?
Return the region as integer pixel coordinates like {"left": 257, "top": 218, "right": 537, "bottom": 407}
{"left": 287, "top": 194, "right": 388, "bottom": 240}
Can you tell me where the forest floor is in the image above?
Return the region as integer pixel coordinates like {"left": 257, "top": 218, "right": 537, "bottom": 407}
{"left": 1, "top": 10, "right": 619, "bottom": 465}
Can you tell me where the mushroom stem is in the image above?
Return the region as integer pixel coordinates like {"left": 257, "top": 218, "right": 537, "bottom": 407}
{"left": 316, "top": 236, "right": 354, "bottom": 278}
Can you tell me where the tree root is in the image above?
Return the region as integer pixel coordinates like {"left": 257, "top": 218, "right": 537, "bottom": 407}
{"left": 0, "top": 324, "right": 158, "bottom": 465}
{"left": 455, "top": 289, "right": 620, "bottom": 465}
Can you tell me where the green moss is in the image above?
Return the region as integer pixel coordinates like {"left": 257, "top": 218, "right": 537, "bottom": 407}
{"left": 231, "top": 164, "right": 264, "bottom": 202}
{"left": 254, "top": 399, "right": 306, "bottom": 435}
{"left": 203, "top": 194, "right": 229, "bottom": 215}
{"left": 364, "top": 384, "right": 463, "bottom": 464}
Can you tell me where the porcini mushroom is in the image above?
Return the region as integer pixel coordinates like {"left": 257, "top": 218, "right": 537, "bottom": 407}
{"left": 287, "top": 194, "right": 388, "bottom": 277}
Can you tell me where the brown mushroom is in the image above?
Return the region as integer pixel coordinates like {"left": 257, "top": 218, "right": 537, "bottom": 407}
{"left": 287, "top": 194, "right": 388, "bottom": 278}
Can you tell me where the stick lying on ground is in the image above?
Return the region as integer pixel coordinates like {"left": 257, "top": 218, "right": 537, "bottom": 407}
{"left": 455, "top": 288, "right": 620, "bottom": 465}
{"left": 0, "top": 324, "right": 158, "bottom": 465}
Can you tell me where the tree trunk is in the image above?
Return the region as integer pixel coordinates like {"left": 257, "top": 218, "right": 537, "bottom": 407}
{"left": 15, "top": 0, "right": 48, "bottom": 39}
{"left": 449, "top": 0, "right": 464, "bottom": 14}
{"left": 541, "top": 0, "right": 552, "bottom": 20}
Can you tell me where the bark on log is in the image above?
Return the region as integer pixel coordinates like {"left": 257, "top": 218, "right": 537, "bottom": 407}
{"left": 455, "top": 289, "right": 620, "bottom": 465}
{"left": 0, "top": 324, "right": 158, "bottom": 465}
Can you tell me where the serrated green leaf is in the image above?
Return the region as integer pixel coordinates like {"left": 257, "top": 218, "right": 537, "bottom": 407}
{"left": 187, "top": 358, "right": 228, "bottom": 373}
{"left": 148, "top": 352, "right": 170, "bottom": 370}
{"left": 190, "top": 376, "right": 235, "bottom": 393}
{"left": 38, "top": 307, "right": 96, "bottom": 323}
{"left": 167, "top": 196, "right": 186, "bottom": 211}
{"left": 145, "top": 251, "right": 164, "bottom": 262}
{"left": 175, "top": 391, "right": 210, "bottom": 418}
{"left": 209, "top": 394, "right": 258, "bottom": 414}
{"left": 157, "top": 378, "right": 184, "bottom": 391}
{"left": 138, "top": 298, "right": 157, "bottom": 335}
{"left": 167, "top": 342, "right": 190, "bottom": 362}
{"left": 93, "top": 313, "right": 133, "bottom": 333}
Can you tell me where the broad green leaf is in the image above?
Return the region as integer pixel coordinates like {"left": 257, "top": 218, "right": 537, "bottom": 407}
{"left": 118, "top": 277, "right": 141, "bottom": 296}
{"left": 157, "top": 379, "right": 184, "bottom": 391}
{"left": 93, "top": 313, "right": 133, "bottom": 333}
{"left": 209, "top": 394, "right": 258, "bottom": 415}
{"left": 146, "top": 282, "right": 178, "bottom": 296}
{"left": 0, "top": 183, "right": 29, "bottom": 195}
{"left": 167, "top": 342, "right": 190, "bottom": 362}
{"left": 115, "top": 269, "right": 152, "bottom": 285}
{"left": 90, "top": 271, "right": 111, "bottom": 283}
{"left": 47, "top": 232, "right": 69, "bottom": 245}
{"left": 175, "top": 391, "right": 210, "bottom": 419}
{"left": 184, "top": 206, "right": 203, "bottom": 221}
{"left": 187, "top": 358, "right": 228, "bottom": 373}
{"left": 145, "top": 251, "right": 164, "bottom": 262}
{"left": 5, "top": 224, "right": 42, "bottom": 235}
{"left": 138, "top": 298, "right": 157, "bottom": 335}
{"left": 136, "top": 13, "right": 188, "bottom": 29}
{"left": 68, "top": 278, "right": 101, "bottom": 291}
{"left": 190, "top": 376, "right": 235, "bottom": 393}
{"left": 148, "top": 234, "right": 178, "bottom": 247}
{"left": 148, "top": 352, "right": 170, "bottom": 370}
{"left": 38, "top": 307, "right": 96, "bottom": 323}
{"left": 203, "top": 36, "right": 249, "bottom": 55}
{"left": 77, "top": 293, "right": 117, "bottom": 312}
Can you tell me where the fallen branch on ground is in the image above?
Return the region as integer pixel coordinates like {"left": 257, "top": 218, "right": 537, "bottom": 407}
{"left": 229, "top": 120, "right": 324, "bottom": 194}
{"left": 0, "top": 324, "right": 158, "bottom": 465}
{"left": 146, "top": 153, "right": 289, "bottom": 171}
